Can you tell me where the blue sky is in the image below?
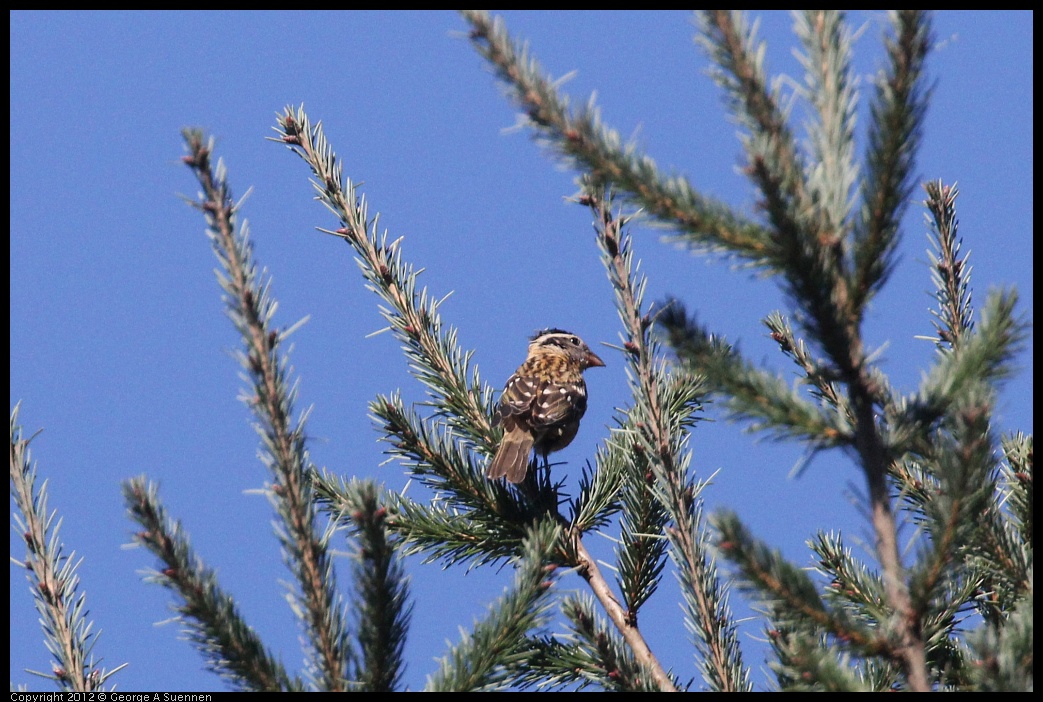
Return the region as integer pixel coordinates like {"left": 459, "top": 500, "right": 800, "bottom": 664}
{"left": 10, "top": 11, "right": 1032, "bottom": 692}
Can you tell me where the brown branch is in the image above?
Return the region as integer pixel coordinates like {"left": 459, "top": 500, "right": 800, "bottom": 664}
{"left": 850, "top": 374, "right": 929, "bottom": 691}
{"left": 568, "top": 533, "right": 677, "bottom": 692}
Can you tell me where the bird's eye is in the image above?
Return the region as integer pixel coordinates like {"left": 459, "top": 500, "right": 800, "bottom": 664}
{"left": 570, "top": 336, "right": 579, "bottom": 345}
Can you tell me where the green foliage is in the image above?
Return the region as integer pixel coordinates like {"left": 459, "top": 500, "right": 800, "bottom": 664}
{"left": 462, "top": 8, "right": 1030, "bottom": 692}
{"left": 12, "top": 11, "right": 1030, "bottom": 693}
{"left": 424, "top": 522, "right": 561, "bottom": 691}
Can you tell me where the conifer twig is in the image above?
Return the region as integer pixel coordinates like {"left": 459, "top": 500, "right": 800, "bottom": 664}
{"left": 582, "top": 184, "right": 747, "bottom": 691}
{"left": 425, "top": 522, "right": 561, "bottom": 691}
{"left": 924, "top": 181, "right": 973, "bottom": 348}
{"left": 529, "top": 594, "right": 663, "bottom": 691}
{"left": 854, "top": 11, "right": 931, "bottom": 310}
{"left": 179, "top": 129, "right": 350, "bottom": 690}
{"left": 122, "top": 476, "right": 304, "bottom": 691}
{"left": 460, "top": 9, "right": 774, "bottom": 266}
{"left": 270, "top": 107, "right": 497, "bottom": 456}
{"left": 11, "top": 405, "right": 126, "bottom": 691}
{"left": 339, "top": 479, "right": 412, "bottom": 691}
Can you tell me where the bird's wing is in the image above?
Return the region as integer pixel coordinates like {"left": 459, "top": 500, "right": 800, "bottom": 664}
{"left": 494, "top": 373, "right": 539, "bottom": 426}
{"left": 529, "top": 379, "right": 587, "bottom": 430}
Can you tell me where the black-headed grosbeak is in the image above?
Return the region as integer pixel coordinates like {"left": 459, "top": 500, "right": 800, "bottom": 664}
{"left": 487, "top": 328, "right": 605, "bottom": 483}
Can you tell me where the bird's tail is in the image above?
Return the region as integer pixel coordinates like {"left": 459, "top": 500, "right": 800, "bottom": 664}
{"left": 486, "top": 427, "right": 534, "bottom": 483}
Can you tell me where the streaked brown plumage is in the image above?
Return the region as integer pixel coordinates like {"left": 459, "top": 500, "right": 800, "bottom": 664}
{"left": 487, "top": 329, "right": 605, "bottom": 483}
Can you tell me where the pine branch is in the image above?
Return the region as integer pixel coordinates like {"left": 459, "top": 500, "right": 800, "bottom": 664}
{"left": 812, "top": 532, "right": 887, "bottom": 627}
{"left": 884, "top": 189, "right": 1027, "bottom": 646}
{"left": 763, "top": 311, "right": 849, "bottom": 417}
{"left": 908, "top": 288, "right": 1024, "bottom": 431}
{"left": 999, "top": 432, "right": 1032, "bottom": 548}
{"left": 338, "top": 479, "right": 412, "bottom": 692}
{"left": 311, "top": 463, "right": 541, "bottom": 569}
{"left": 694, "top": 25, "right": 934, "bottom": 675}
{"left": 794, "top": 11, "right": 860, "bottom": 239}
{"left": 122, "top": 477, "right": 304, "bottom": 691}
{"left": 370, "top": 393, "right": 498, "bottom": 515}
{"left": 584, "top": 184, "right": 747, "bottom": 691}
{"left": 849, "top": 371, "right": 927, "bottom": 690}
{"left": 424, "top": 522, "right": 561, "bottom": 691}
{"left": 614, "top": 449, "right": 670, "bottom": 618}
{"left": 10, "top": 405, "right": 126, "bottom": 691}
{"left": 767, "top": 628, "right": 875, "bottom": 692}
{"left": 180, "top": 130, "right": 351, "bottom": 690}
{"left": 924, "top": 181, "right": 974, "bottom": 348}
{"left": 656, "top": 14, "right": 938, "bottom": 681}
{"left": 648, "top": 11, "right": 942, "bottom": 689}
{"left": 365, "top": 393, "right": 561, "bottom": 565}
{"left": 662, "top": 490, "right": 751, "bottom": 693}
{"left": 565, "top": 534, "right": 678, "bottom": 692}
{"left": 853, "top": 11, "right": 931, "bottom": 312}
{"left": 888, "top": 184, "right": 1023, "bottom": 452}
{"left": 831, "top": 15, "right": 928, "bottom": 681}
{"left": 700, "top": 10, "right": 861, "bottom": 372}
{"left": 698, "top": 11, "right": 810, "bottom": 220}
{"left": 519, "top": 595, "right": 668, "bottom": 691}
{"left": 965, "top": 587, "right": 1033, "bottom": 691}
{"left": 810, "top": 532, "right": 983, "bottom": 690}
{"left": 908, "top": 392, "right": 998, "bottom": 616}
{"left": 809, "top": 530, "right": 976, "bottom": 690}
{"left": 461, "top": 9, "right": 774, "bottom": 266}
{"left": 566, "top": 450, "right": 626, "bottom": 535}
{"left": 808, "top": 354, "right": 1012, "bottom": 688}
{"left": 269, "top": 106, "right": 498, "bottom": 456}
{"left": 586, "top": 190, "right": 671, "bottom": 619}
{"left": 934, "top": 427, "right": 1031, "bottom": 626}
{"left": 714, "top": 511, "right": 884, "bottom": 657}
{"left": 660, "top": 301, "right": 848, "bottom": 448}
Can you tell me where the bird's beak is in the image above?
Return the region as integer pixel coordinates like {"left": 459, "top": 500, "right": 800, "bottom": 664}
{"left": 585, "top": 350, "right": 606, "bottom": 368}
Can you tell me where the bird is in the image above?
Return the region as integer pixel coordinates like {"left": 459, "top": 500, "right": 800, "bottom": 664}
{"left": 487, "top": 328, "right": 605, "bottom": 483}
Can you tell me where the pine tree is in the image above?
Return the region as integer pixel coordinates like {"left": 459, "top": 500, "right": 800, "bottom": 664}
{"left": 11, "top": 11, "right": 1031, "bottom": 692}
